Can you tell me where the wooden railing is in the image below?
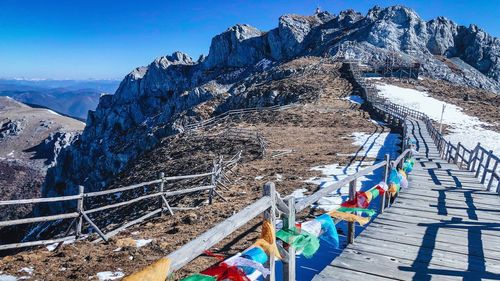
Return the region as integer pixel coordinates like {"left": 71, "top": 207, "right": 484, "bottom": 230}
{"left": 348, "top": 61, "right": 500, "bottom": 194}
{"left": 183, "top": 103, "right": 299, "bottom": 132}
{"left": 148, "top": 89, "right": 416, "bottom": 280}
{"left": 0, "top": 154, "right": 241, "bottom": 251}
{"left": 123, "top": 60, "right": 498, "bottom": 280}
{"left": 167, "top": 182, "right": 278, "bottom": 277}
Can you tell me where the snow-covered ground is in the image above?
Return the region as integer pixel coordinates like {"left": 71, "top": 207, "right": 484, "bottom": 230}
{"left": 293, "top": 128, "right": 401, "bottom": 280}
{"left": 302, "top": 130, "right": 400, "bottom": 211}
{"left": 375, "top": 84, "right": 500, "bottom": 153}
{"left": 96, "top": 271, "right": 124, "bottom": 281}
{"left": 343, "top": 95, "right": 365, "bottom": 105}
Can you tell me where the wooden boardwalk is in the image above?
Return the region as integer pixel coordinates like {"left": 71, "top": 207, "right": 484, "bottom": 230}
{"left": 313, "top": 119, "right": 500, "bottom": 281}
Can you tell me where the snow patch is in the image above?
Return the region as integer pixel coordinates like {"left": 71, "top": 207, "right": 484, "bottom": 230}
{"left": 275, "top": 174, "right": 283, "bottom": 181}
{"left": 344, "top": 95, "right": 365, "bottom": 105}
{"left": 376, "top": 83, "right": 500, "bottom": 153}
{"left": 0, "top": 275, "right": 17, "bottom": 281}
{"left": 96, "top": 271, "right": 124, "bottom": 281}
{"left": 351, "top": 132, "right": 400, "bottom": 159}
{"left": 134, "top": 239, "right": 152, "bottom": 248}
{"left": 290, "top": 188, "right": 308, "bottom": 200}
{"left": 18, "top": 268, "right": 32, "bottom": 275}
{"left": 304, "top": 130, "right": 400, "bottom": 211}
{"left": 254, "top": 176, "right": 264, "bottom": 180}
{"left": 46, "top": 238, "right": 76, "bottom": 251}
{"left": 46, "top": 109, "right": 61, "bottom": 116}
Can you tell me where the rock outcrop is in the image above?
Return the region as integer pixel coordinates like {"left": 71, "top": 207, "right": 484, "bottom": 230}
{"left": 0, "top": 97, "right": 84, "bottom": 225}
{"left": 41, "top": 5, "right": 500, "bottom": 215}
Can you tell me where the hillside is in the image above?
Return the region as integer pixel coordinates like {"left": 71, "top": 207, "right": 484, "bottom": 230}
{"left": 1, "top": 4, "right": 499, "bottom": 280}
{"left": 0, "top": 57, "right": 403, "bottom": 280}
{"left": 40, "top": 6, "right": 500, "bottom": 219}
{"left": 0, "top": 97, "right": 84, "bottom": 233}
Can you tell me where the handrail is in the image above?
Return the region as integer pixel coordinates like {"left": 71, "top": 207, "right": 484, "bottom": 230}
{"left": 0, "top": 194, "right": 83, "bottom": 206}
{"left": 84, "top": 172, "right": 214, "bottom": 197}
{"left": 167, "top": 195, "right": 273, "bottom": 273}
{"left": 347, "top": 60, "right": 499, "bottom": 193}
{"left": 296, "top": 160, "right": 388, "bottom": 212}
{"left": 391, "top": 149, "right": 413, "bottom": 168}
{"left": 0, "top": 155, "right": 236, "bottom": 250}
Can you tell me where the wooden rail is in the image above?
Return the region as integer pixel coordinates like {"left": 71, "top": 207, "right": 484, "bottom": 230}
{"left": 167, "top": 190, "right": 274, "bottom": 274}
{"left": 160, "top": 60, "right": 499, "bottom": 280}
{"left": 183, "top": 103, "right": 299, "bottom": 131}
{"left": 348, "top": 61, "right": 500, "bottom": 193}
{"left": 0, "top": 155, "right": 239, "bottom": 251}
{"left": 159, "top": 98, "right": 416, "bottom": 279}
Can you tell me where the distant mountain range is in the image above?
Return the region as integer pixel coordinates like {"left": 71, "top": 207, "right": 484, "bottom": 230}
{"left": 0, "top": 79, "right": 120, "bottom": 120}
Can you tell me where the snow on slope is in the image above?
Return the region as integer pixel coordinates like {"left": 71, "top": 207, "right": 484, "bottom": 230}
{"left": 294, "top": 129, "right": 401, "bottom": 280}
{"left": 376, "top": 84, "right": 500, "bottom": 153}
{"left": 303, "top": 131, "right": 400, "bottom": 211}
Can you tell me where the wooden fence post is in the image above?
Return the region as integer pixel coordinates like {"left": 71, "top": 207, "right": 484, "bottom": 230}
{"left": 469, "top": 143, "right": 480, "bottom": 171}
{"left": 381, "top": 154, "right": 390, "bottom": 213}
{"left": 481, "top": 150, "right": 494, "bottom": 185}
{"left": 159, "top": 172, "right": 165, "bottom": 215}
{"left": 283, "top": 197, "right": 296, "bottom": 281}
{"left": 209, "top": 160, "right": 216, "bottom": 205}
{"left": 454, "top": 143, "right": 460, "bottom": 165}
{"left": 263, "top": 182, "right": 277, "bottom": 281}
{"left": 347, "top": 180, "right": 356, "bottom": 244}
{"left": 76, "top": 185, "right": 84, "bottom": 238}
{"left": 487, "top": 161, "right": 498, "bottom": 191}
{"left": 475, "top": 149, "right": 485, "bottom": 178}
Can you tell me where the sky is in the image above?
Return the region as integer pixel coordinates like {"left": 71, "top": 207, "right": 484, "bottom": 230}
{"left": 0, "top": 0, "right": 498, "bottom": 80}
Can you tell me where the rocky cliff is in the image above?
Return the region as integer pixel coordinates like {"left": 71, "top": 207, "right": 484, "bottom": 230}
{"left": 41, "top": 5, "right": 500, "bottom": 213}
{"left": 0, "top": 97, "right": 83, "bottom": 226}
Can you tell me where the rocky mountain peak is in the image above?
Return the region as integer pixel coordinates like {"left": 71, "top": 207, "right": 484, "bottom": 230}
{"left": 204, "top": 23, "right": 267, "bottom": 69}
{"left": 154, "top": 52, "right": 194, "bottom": 67}
{"left": 373, "top": 5, "right": 420, "bottom": 24}
{"left": 41, "top": 5, "right": 500, "bottom": 216}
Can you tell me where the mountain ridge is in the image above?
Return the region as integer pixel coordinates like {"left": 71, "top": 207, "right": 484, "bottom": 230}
{"left": 40, "top": 5, "right": 500, "bottom": 214}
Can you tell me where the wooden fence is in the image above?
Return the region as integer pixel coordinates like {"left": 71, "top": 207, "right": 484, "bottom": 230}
{"left": 0, "top": 153, "right": 242, "bottom": 251}
{"left": 348, "top": 61, "right": 500, "bottom": 193}
{"left": 162, "top": 146, "right": 413, "bottom": 280}
{"left": 122, "top": 60, "right": 499, "bottom": 280}
{"left": 0, "top": 102, "right": 301, "bottom": 251}
{"left": 149, "top": 77, "right": 418, "bottom": 279}
{"left": 183, "top": 103, "right": 299, "bottom": 132}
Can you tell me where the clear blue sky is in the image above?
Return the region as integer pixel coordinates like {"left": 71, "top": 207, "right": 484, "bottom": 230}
{"left": 0, "top": 0, "right": 498, "bottom": 80}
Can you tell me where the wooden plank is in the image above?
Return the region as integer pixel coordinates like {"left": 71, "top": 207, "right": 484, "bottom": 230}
{"left": 85, "top": 191, "right": 163, "bottom": 214}
{"left": 391, "top": 199, "right": 500, "bottom": 222}
{"left": 348, "top": 235, "right": 500, "bottom": 273}
{"left": 396, "top": 192, "right": 500, "bottom": 208}
{"left": 383, "top": 203, "right": 500, "bottom": 225}
{"left": 0, "top": 194, "right": 81, "bottom": 206}
{"left": 397, "top": 190, "right": 500, "bottom": 207}
{"left": 370, "top": 217, "right": 500, "bottom": 243}
{"left": 375, "top": 214, "right": 500, "bottom": 241}
{"left": 283, "top": 197, "right": 295, "bottom": 281}
{"left": 84, "top": 173, "right": 213, "bottom": 197}
{"left": 93, "top": 208, "right": 163, "bottom": 243}
{"left": 0, "top": 212, "right": 79, "bottom": 227}
{"left": 84, "top": 178, "right": 162, "bottom": 197}
{"left": 328, "top": 249, "right": 464, "bottom": 281}
{"left": 360, "top": 225, "right": 500, "bottom": 260}
{"left": 313, "top": 265, "right": 395, "bottom": 281}
{"left": 0, "top": 235, "right": 76, "bottom": 251}
{"left": 167, "top": 197, "right": 272, "bottom": 273}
